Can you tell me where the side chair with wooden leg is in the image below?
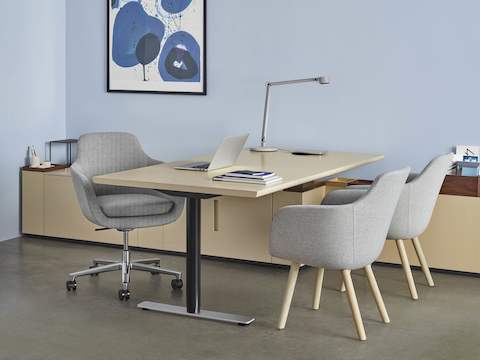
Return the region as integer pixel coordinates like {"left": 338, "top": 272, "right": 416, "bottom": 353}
{"left": 328, "top": 154, "right": 453, "bottom": 300}
{"left": 270, "top": 167, "right": 409, "bottom": 341}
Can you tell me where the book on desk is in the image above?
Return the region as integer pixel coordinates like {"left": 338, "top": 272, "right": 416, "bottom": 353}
{"left": 213, "top": 170, "right": 283, "bottom": 185}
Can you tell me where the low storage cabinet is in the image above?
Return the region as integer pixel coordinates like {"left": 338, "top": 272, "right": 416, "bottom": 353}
{"left": 21, "top": 169, "right": 325, "bottom": 265}
{"left": 21, "top": 169, "right": 480, "bottom": 272}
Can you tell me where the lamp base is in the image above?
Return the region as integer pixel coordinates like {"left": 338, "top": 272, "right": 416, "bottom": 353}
{"left": 250, "top": 146, "right": 279, "bottom": 152}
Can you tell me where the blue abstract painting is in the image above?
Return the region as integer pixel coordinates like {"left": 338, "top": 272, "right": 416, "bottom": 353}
{"left": 108, "top": 0, "right": 206, "bottom": 94}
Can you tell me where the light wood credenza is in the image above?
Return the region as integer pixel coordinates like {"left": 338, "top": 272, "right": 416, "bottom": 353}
{"left": 22, "top": 169, "right": 480, "bottom": 273}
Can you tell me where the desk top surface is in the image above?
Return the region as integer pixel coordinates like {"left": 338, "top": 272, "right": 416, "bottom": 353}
{"left": 94, "top": 150, "right": 383, "bottom": 198}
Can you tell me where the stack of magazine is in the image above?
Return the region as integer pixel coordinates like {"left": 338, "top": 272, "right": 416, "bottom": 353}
{"left": 213, "top": 170, "right": 282, "bottom": 185}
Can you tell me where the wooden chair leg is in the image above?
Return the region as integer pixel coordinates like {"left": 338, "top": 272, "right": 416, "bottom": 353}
{"left": 340, "top": 280, "right": 346, "bottom": 292}
{"left": 312, "top": 268, "right": 325, "bottom": 310}
{"left": 364, "top": 265, "right": 390, "bottom": 323}
{"left": 342, "top": 269, "right": 367, "bottom": 341}
{"left": 412, "top": 237, "right": 435, "bottom": 287}
{"left": 278, "top": 262, "right": 300, "bottom": 330}
{"left": 395, "top": 239, "right": 419, "bottom": 300}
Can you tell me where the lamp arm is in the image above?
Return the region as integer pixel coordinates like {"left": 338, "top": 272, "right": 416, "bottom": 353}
{"left": 268, "top": 77, "right": 327, "bottom": 87}
{"left": 260, "top": 84, "right": 272, "bottom": 148}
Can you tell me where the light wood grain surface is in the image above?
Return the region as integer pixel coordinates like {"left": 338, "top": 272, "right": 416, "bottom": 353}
{"left": 94, "top": 150, "right": 383, "bottom": 198}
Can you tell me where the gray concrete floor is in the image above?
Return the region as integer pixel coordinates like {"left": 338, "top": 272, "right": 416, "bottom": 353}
{"left": 0, "top": 237, "right": 479, "bottom": 360}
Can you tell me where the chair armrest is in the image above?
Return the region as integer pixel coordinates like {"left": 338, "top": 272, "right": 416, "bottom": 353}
{"left": 70, "top": 163, "right": 104, "bottom": 226}
{"left": 347, "top": 184, "right": 371, "bottom": 190}
{"left": 155, "top": 191, "right": 186, "bottom": 221}
{"left": 270, "top": 205, "right": 355, "bottom": 269}
{"left": 406, "top": 172, "right": 419, "bottom": 183}
{"left": 147, "top": 157, "right": 163, "bottom": 166}
{"left": 322, "top": 189, "right": 368, "bottom": 205}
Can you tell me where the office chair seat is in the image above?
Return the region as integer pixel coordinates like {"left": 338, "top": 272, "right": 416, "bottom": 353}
{"left": 98, "top": 193, "right": 174, "bottom": 218}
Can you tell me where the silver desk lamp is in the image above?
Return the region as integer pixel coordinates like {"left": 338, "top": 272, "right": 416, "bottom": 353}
{"left": 251, "top": 76, "right": 330, "bottom": 152}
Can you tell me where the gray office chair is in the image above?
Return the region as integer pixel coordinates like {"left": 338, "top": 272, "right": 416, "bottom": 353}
{"left": 68, "top": 132, "right": 185, "bottom": 301}
{"left": 325, "top": 154, "right": 453, "bottom": 300}
{"left": 270, "top": 167, "right": 409, "bottom": 340}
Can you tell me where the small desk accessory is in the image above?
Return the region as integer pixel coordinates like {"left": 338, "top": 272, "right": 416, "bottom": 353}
{"left": 25, "top": 145, "right": 67, "bottom": 172}
{"left": 453, "top": 145, "right": 480, "bottom": 176}
{"left": 48, "top": 139, "right": 78, "bottom": 166}
{"left": 456, "top": 161, "right": 480, "bottom": 176}
{"left": 29, "top": 146, "right": 41, "bottom": 168}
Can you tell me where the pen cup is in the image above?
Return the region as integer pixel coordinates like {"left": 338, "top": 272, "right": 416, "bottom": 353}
{"left": 30, "top": 155, "right": 41, "bottom": 168}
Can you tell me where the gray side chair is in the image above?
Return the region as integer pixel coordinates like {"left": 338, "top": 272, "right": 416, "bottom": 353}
{"left": 325, "top": 154, "right": 453, "bottom": 300}
{"left": 270, "top": 167, "right": 410, "bottom": 341}
{"left": 68, "top": 132, "right": 185, "bottom": 301}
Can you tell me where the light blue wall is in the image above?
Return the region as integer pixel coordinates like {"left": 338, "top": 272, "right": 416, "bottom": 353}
{"left": 66, "top": 0, "right": 480, "bottom": 177}
{"left": 2, "top": 2, "right": 477, "bottom": 241}
{"left": 0, "top": 1, "right": 66, "bottom": 241}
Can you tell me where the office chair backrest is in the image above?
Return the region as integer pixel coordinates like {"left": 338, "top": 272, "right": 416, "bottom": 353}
{"left": 388, "top": 154, "right": 453, "bottom": 240}
{"left": 73, "top": 132, "right": 159, "bottom": 196}
{"left": 352, "top": 167, "right": 410, "bottom": 267}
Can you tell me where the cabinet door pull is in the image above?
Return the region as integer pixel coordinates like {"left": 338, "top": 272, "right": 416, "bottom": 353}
{"left": 213, "top": 200, "right": 219, "bottom": 232}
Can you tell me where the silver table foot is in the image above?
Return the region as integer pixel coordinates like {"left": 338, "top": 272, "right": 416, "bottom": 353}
{"left": 137, "top": 301, "right": 255, "bottom": 325}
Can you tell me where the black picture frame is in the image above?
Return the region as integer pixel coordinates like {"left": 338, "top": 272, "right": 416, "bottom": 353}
{"left": 107, "top": 0, "right": 207, "bottom": 95}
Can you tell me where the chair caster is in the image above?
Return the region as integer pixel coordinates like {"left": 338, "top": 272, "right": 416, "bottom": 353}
{"left": 171, "top": 278, "right": 183, "bottom": 290}
{"left": 118, "top": 289, "right": 130, "bottom": 301}
{"left": 89, "top": 265, "right": 99, "bottom": 276}
{"left": 66, "top": 280, "right": 77, "bottom": 292}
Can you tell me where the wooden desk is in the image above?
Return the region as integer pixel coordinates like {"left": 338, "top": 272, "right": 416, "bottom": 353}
{"left": 94, "top": 150, "right": 383, "bottom": 325}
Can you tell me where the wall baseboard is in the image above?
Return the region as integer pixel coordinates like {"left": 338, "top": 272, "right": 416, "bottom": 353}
{"left": 0, "top": 237, "right": 19, "bottom": 242}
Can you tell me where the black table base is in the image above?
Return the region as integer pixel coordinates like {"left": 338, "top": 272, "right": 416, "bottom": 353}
{"left": 137, "top": 193, "right": 255, "bottom": 325}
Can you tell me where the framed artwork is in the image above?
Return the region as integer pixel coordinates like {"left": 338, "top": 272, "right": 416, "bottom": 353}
{"left": 454, "top": 145, "right": 480, "bottom": 162}
{"left": 108, "top": 0, "right": 206, "bottom": 95}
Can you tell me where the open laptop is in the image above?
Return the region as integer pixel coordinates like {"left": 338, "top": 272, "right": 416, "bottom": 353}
{"left": 174, "top": 134, "right": 249, "bottom": 172}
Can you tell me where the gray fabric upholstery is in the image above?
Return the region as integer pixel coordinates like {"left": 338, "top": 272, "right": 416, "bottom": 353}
{"left": 270, "top": 167, "right": 410, "bottom": 270}
{"left": 98, "top": 194, "right": 173, "bottom": 218}
{"left": 323, "top": 154, "right": 453, "bottom": 240}
{"left": 70, "top": 132, "right": 185, "bottom": 230}
{"left": 73, "top": 132, "right": 160, "bottom": 196}
{"left": 344, "top": 184, "right": 370, "bottom": 190}
{"left": 320, "top": 189, "right": 368, "bottom": 205}
{"left": 346, "top": 173, "right": 419, "bottom": 191}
